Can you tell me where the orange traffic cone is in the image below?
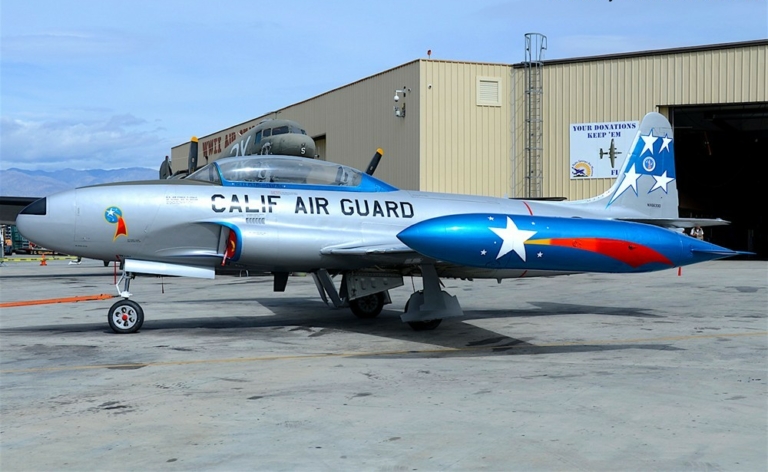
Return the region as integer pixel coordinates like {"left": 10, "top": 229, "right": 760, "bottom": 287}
{"left": 40, "top": 253, "right": 47, "bottom": 266}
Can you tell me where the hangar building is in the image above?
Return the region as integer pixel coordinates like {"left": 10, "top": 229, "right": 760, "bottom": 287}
{"left": 171, "top": 39, "right": 767, "bottom": 257}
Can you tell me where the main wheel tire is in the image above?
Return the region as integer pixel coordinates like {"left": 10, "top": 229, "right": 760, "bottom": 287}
{"left": 108, "top": 299, "right": 144, "bottom": 334}
{"left": 403, "top": 294, "right": 442, "bottom": 331}
{"left": 350, "top": 292, "right": 384, "bottom": 319}
{"left": 407, "top": 319, "right": 442, "bottom": 331}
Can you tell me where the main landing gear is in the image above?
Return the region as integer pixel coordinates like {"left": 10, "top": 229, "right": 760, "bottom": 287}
{"left": 349, "top": 292, "right": 386, "bottom": 319}
{"left": 400, "top": 264, "right": 463, "bottom": 330}
{"left": 313, "top": 264, "right": 464, "bottom": 331}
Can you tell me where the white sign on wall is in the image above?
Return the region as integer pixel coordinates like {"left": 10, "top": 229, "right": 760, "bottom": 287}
{"left": 569, "top": 120, "right": 639, "bottom": 179}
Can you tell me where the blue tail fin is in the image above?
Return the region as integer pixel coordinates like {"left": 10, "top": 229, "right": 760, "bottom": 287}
{"left": 585, "top": 112, "right": 678, "bottom": 219}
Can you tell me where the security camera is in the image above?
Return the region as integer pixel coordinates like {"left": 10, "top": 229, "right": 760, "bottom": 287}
{"left": 394, "top": 95, "right": 399, "bottom": 102}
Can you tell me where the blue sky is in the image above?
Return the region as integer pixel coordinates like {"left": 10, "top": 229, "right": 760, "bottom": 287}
{"left": 1, "top": 0, "right": 766, "bottom": 171}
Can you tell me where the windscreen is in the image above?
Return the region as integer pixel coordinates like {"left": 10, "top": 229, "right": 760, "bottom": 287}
{"left": 217, "top": 157, "right": 363, "bottom": 187}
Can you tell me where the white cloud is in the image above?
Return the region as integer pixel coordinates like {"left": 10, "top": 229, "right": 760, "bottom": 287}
{"left": 0, "top": 30, "right": 140, "bottom": 63}
{"left": 1, "top": 0, "right": 765, "bottom": 174}
{"left": 0, "top": 113, "right": 171, "bottom": 171}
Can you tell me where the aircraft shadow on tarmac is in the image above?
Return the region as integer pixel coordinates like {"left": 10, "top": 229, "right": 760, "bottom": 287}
{"left": 463, "top": 301, "right": 664, "bottom": 320}
{"left": 1, "top": 296, "right": 679, "bottom": 357}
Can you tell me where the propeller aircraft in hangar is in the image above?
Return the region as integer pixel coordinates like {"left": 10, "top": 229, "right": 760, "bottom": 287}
{"left": 16, "top": 112, "right": 749, "bottom": 334}
{"left": 165, "top": 118, "right": 318, "bottom": 179}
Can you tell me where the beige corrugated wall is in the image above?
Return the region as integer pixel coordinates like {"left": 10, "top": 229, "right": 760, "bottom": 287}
{"left": 172, "top": 43, "right": 765, "bottom": 200}
{"left": 419, "top": 60, "right": 513, "bottom": 197}
{"left": 282, "top": 63, "right": 421, "bottom": 189}
{"left": 530, "top": 42, "right": 767, "bottom": 200}
{"left": 172, "top": 63, "right": 423, "bottom": 189}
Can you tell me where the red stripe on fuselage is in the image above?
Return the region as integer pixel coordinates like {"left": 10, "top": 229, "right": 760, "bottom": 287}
{"left": 522, "top": 201, "right": 533, "bottom": 215}
{"left": 535, "top": 238, "right": 673, "bottom": 268}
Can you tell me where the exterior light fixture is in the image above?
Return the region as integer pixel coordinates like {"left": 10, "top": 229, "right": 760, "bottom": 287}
{"left": 394, "top": 87, "right": 410, "bottom": 118}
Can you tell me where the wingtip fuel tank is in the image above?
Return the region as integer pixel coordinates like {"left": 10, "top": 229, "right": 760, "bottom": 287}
{"left": 397, "top": 214, "right": 745, "bottom": 274}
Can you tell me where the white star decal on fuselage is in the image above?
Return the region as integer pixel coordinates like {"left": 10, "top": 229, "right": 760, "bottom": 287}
{"left": 489, "top": 216, "right": 536, "bottom": 262}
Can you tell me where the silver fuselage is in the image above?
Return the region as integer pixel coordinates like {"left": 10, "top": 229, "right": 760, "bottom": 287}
{"left": 18, "top": 177, "right": 633, "bottom": 279}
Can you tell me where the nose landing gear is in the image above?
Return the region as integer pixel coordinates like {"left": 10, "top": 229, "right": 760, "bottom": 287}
{"left": 107, "top": 269, "right": 144, "bottom": 333}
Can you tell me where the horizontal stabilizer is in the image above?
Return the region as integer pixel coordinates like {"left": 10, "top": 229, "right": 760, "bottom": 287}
{"left": 617, "top": 217, "right": 730, "bottom": 229}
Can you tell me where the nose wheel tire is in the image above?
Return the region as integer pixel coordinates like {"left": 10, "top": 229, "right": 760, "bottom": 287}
{"left": 349, "top": 292, "right": 384, "bottom": 319}
{"left": 108, "top": 299, "right": 144, "bottom": 334}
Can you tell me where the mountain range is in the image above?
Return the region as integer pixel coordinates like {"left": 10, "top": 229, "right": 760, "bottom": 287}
{"left": 1, "top": 167, "right": 159, "bottom": 197}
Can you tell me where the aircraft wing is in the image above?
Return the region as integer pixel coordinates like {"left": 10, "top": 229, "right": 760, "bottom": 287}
{"left": 616, "top": 217, "right": 730, "bottom": 229}
{"left": 0, "top": 196, "right": 39, "bottom": 225}
{"left": 320, "top": 240, "right": 414, "bottom": 256}
{"left": 319, "top": 240, "right": 433, "bottom": 268}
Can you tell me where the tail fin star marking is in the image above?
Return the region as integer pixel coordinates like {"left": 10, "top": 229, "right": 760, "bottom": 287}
{"left": 607, "top": 128, "right": 676, "bottom": 207}
{"left": 650, "top": 169, "right": 674, "bottom": 193}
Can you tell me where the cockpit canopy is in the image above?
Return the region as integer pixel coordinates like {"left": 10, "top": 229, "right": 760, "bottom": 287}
{"left": 262, "top": 123, "right": 306, "bottom": 137}
{"left": 186, "top": 155, "right": 395, "bottom": 192}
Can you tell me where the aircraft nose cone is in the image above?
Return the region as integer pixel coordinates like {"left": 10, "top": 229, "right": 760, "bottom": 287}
{"left": 16, "top": 193, "right": 76, "bottom": 254}
{"left": 15, "top": 197, "right": 47, "bottom": 240}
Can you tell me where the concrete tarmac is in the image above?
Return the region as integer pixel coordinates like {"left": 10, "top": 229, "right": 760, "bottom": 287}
{"left": 1, "top": 258, "right": 766, "bottom": 471}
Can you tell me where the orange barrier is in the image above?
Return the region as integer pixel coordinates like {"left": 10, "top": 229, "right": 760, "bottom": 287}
{"left": 0, "top": 294, "right": 114, "bottom": 308}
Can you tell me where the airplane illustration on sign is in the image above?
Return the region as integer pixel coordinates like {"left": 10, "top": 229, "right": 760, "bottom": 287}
{"left": 16, "top": 112, "right": 748, "bottom": 333}
{"left": 599, "top": 138, "right": 623, "bottom": 168}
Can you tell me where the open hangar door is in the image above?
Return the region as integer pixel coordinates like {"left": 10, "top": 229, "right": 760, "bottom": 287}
{"left": 672, "top": 103, "right": 768, "bottom": 259}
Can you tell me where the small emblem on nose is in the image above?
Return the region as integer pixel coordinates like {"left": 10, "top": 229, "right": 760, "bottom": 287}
{"left": 105, "top": 206, "right": 128, "bottom": 240}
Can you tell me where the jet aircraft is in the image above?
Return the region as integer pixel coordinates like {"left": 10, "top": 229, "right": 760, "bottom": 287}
{"left": 16, "top": 112, "right": 747, "bottom": 334}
